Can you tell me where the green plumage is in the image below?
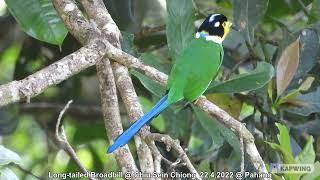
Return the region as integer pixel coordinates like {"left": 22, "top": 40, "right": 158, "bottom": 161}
{"left": 167, "top": 38, "right": 223, "bottom": 104}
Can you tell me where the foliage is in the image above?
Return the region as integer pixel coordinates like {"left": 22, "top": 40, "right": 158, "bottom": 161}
{"left": 1, "top": 0, "right": 320, "bottom": 179}
{"left": 266, "top": 123, "right": 318, "bottom": 180}
{"left": 5, "top": 0, "right": 67, "bottom": 46}
{"left": 0, "top": 145, "right": 21, "bottom": 180}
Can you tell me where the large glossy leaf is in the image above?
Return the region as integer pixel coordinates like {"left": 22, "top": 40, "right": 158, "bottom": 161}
{"left": 206, "top": 62, "right": 274, "bottom": 94}
{"left": 193, "top": 107, "right": 240, "bottom": 154}
{"left": 162, "top": 105, "right": 193, "bottom": 142}
{"left": 206, "top": 94, "right": 242, "bottom": 119}
{"left": 232, "top": 0, "right": 269, "bottom": 45}
{"left": 130, "top": 70, "right": 166, "bottom": 97}
{"left": 166, "top": 0, "right": 195, "bottom": 58}
{"left": 188, "top": 122, "right": 210, "bottom": 155}
{"left": 140, "top": 53, "right": 171, "bottom": 74}
{"left": 0, "top": 145, "right": 21, "bottom": 166}
{"left": 296, "top": 136, "right": 315, "bottom": 164}
{"left": 276, "top": 38, "right": 300, "bottom": 96}
{"left": 5, "top": 0, "right": 67, "bottom": 45}
{"left": 193, "top": 107, "right": 225, "bottom": 151}
{"left": 130, "top": 53, "right": 168, "bottom": 97}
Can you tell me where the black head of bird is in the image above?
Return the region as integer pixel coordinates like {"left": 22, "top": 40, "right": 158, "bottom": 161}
{"left": 196, "top": 14, "right": 232, "bottom": 43}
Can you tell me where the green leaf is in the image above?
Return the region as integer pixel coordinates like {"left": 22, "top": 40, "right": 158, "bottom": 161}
{"left": 166, "top": 0, "right": 195, "bottom": 58}
{"left": 0, "top": 168, "right": 19, "bottom": 180}
{"left": 5, "top": 0, "right": 67, "bottom": 45}
{"left": 296, "top": 136, "right": 315, "bottom": 164}
{"left": 286, "top": 87, "right": 320, "bottom": 116}
{"left": 309, "top": 0, "right": 320, "bottom": 24}
{"left": 0, "top": 145, "right": 21, "bottom": 166}
{"left": 232, "top": 0, "right": 269, "bottom": 45}
{"left": 140, "top": 53, "right": 171, "bottom": 74}
{"left": 302, "top": 161, "right": 320, "bottom": 180}
{"left": 206, "top": 62, "right": 274, "bottom": 94}
{"left": 206, "top": 94, "right": 242, "bottom": 119}
{"left": 266, "top": 142, "right": 296, "bottom": 164}
{"left": 162, "top": 105, "right": 193, "bottom": 142}
{"left": 276, "top": 38, "right": 300, "bottom": 96}
{"left": 276, "top": 89, "right": 301, "bottom": 106}
{"left": 139, "top": 96, "right": 165, "bottom": 132}
{"left": 269, "top": 149, "right": 299, "bottom": 180}
{"left": 193, "top": 107, "right": 240, "bottom": 154}
{"left": 275, "top": 123, "right": 292, "bottom": 155}
{"left": 193, "top": 107, "right": 225, "bottom": 151}
{"left": 188, "top": 134, "right": 205, "bottom": 154}
{"left": 130, "top": 70, "right": 166, "bottom": 97}
{"left": 271, "top": 174, "right": 284, "bottom": 180}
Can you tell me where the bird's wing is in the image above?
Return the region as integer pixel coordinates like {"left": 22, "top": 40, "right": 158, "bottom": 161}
{"left": 167, "top": 38, "right": 223, "bottom": 103}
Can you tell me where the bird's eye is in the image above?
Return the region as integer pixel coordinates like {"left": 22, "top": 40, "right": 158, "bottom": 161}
{"left": 222, "top": 22, "right": 226, "bottom": 27}
{"left": 214, "top": 22, "right": 220, "bottom": 27}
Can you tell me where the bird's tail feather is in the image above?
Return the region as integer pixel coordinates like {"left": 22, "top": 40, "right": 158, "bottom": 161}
{"left": 107, "top": 95, "right": 169, "bottom": 153}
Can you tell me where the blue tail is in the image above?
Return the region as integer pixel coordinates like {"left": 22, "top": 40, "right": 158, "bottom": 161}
{"left": 107, "top": 95, "right": 169, "bottom": 153}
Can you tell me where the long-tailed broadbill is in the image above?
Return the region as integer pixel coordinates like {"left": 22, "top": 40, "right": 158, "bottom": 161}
{"left": 107, "top": 14, "right": 232, "bottom": 153}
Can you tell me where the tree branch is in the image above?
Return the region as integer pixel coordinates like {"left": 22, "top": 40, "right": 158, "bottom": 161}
{"left": 146, "top": 133, "right": 201, "bottom": 179}
{"left": 80, "top": 0, "right": 154, "bottom": 175}
{"left": 0, "top": 39, "right": 103, "bottom": 107}
{"left": 0, "top": 0, "right": 268, "bottom": 176}
{"left": 52, "top": 0, "right": 141, "bottom": 175}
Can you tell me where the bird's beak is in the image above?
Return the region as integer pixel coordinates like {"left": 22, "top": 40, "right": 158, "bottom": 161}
{"left": 225, "top": 21, "right": 232, "bottom": 28}
{"left": 222, "top": 21, "right": 232, "bottom": 40}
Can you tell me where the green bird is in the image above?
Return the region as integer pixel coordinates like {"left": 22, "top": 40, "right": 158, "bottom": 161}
{"left": 108, "top": 14, "right": 232, "bottom": 153}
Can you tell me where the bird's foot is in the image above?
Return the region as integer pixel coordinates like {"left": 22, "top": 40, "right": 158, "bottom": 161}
{"left": 194, "top": 95, "right": 206, "bottom": 104}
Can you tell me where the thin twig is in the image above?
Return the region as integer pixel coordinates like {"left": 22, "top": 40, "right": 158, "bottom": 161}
{"left": 245, "top": 40, "right": 260, "bottom": 61}
{"left": 54, "top": 100, "right": 96, "bottom": 180}
{"left": 10, "top": 163, "right": 44, "bottom": 180}
{"left": 55, "top": 100, "right": 72, "bottom": 139}
{"left": 239, "top": 125, "right": 245, "bottom": 175}
{"left": 135, "top": 25, "right": 166, "bottom": 38}
{"left": 146, "top": 133, "right": 201, "bottom": 180}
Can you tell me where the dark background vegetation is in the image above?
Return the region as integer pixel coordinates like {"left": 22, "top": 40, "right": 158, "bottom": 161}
{"left": 0, "top": 0, "right": 320, "bottom": 179}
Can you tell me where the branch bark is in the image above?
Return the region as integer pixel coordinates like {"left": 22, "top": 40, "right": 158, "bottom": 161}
{"left": 0, "top": 0, "right": 269, "bottom": 177}
{"left": 52, "top": 0, "right": 140, "bottom": 176}
{"left": 0, "top": 40, "right": 102, "bottom": 107}
{"left": 80, "top": 0, "right": 154, "bottom": 175}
